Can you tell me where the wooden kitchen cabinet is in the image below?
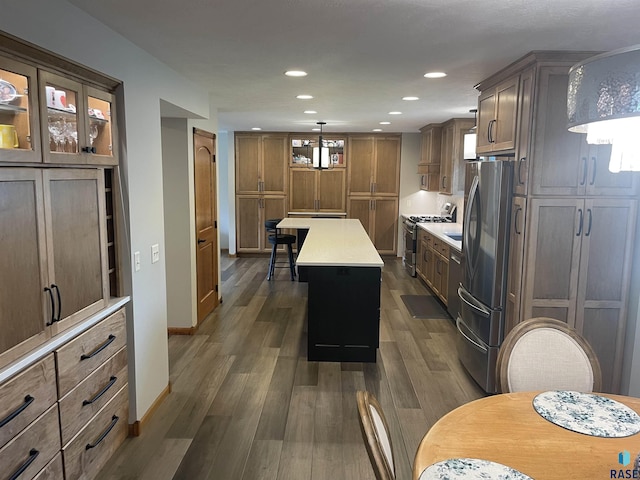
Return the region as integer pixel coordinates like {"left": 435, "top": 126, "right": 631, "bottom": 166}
{"left": 439, "top": 118, "right": 475, "bottom": 195}
{"left": 236, "top": 195, "right": 286, "bottom": 253}
{"left": 418, "top": 124, "right": 442, "bottom": 191}
{"left": 235, "top": 133, "right": 288, "bottom": 195}
{"left": 416, "top": 229, "right": 449, "bottom": 304}
{"left": 521, "top": 198, "right": 636, "bottom": 392}
{"left": 476, "top": 75, "right": 519, "bottom": 154}
{"left": 416, "top": 229, "right": 427, "bottom": 280}
{"left": 348, "top": 197, "right": 398, "bottom": 254}
{"left": 347, "top": 135, "right": 400, "bottom": 196}
{"left": 0, "top": 168, "right": 108, "bottom": 370}
{"left": 505, "top": 195, "right": 527, "bottom": 337}
{"left": 289, "top": 168, "right": 345, "bottom": 213}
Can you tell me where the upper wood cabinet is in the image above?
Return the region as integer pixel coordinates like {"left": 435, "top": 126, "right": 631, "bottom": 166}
{"left": 476, "top": 75, "right": 519, "bottom": 154}
{"left": 290, "top": 135, "right": 345, "bottom": 168}
{"left": 289, "top": 168, "right": 346, "bottom": 213}
{"left": 235, "top": 133, "right": 288, "bottom": 195}
{"left": 439, "top": 118, "right": 474, "bottom": 195}
{"left": 347, "top": 135, "right": 400, "bottom": 196}
{"left": 0, "top": 168, "right": 109, "bottom": 370}
{"left": 418, "top": 124, "right": 442, "bottom": 191}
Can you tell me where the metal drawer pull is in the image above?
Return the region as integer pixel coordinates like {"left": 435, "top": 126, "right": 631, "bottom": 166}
{"left": 8, "top": 448, "right": 39, "bottom": 480}
{"left": 86, "top": 415, "right": 119, "bottom": 450}
{"left": 80, "top": 334, "right": 116, "bottom": 361}
{"left": 0, "top": 395, "right": 34, "bottom": 429}
{"left": 83, "top": 376, "right": 117, "bottom": 406}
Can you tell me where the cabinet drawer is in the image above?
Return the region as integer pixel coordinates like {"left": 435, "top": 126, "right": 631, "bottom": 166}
{"left": 59, "top": 347, "right": 128, "bottom": 446}
{"left": 56, "top": 309, "right": 126, "bottom": 397}
{"left": 0, "top": 354, "right": 57, "bottom": 450}
{"left": 63, "top": 385, "right": 129, "bottom": 480}
{"left": 0, "top": 405, "right": 60, "bottom": 480}
{"left": 33, "top": 452, "right": 63, "bottom": 480}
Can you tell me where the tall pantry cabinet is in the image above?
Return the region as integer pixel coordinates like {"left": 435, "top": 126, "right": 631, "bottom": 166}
{"left": 0, "top": 34, "right": 129, "bottom": 479}
{"left": 477, "top": 51, "right": 639, "bottom": 393}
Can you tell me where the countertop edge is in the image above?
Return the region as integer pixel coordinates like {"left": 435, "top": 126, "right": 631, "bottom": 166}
{"left": 417, "top": 223, "right": 463, "bottom": 253}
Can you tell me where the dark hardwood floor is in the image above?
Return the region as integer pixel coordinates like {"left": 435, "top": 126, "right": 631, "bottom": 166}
{"left": 96, "top": 254, "right": 485, "bottom": 480}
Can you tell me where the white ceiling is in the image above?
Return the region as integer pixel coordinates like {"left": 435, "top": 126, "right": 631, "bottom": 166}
{"left": 68, "top": 0, "right": 640, "bottom": 133}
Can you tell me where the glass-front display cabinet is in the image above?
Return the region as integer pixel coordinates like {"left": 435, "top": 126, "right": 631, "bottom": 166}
{"left": 290, "top": 136, "right": 345, "bottom": 168}
{"left": 39, "top": 71, "right": 118, "bottom": 165}
{"left": 0, "top": 56, "right": 41, "bottom": 163}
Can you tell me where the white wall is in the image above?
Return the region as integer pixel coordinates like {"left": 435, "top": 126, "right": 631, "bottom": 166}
{"left": 0, "top": 0, "right": 213, "bottom": 420}
{"left": 217, "top": 132, "right": 230, "bottom": 250}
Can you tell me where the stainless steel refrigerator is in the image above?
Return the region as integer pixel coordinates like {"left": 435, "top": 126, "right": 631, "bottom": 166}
{"left": 456, "top": 160, "right": 513, "bottom": 393}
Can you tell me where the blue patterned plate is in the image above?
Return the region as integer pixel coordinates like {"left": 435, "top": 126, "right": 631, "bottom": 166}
{"left": 419, "top": 458, "right": 533, "bottom": 480}
{"left": 533, "top": 390, "right": 640, "bottom": 437}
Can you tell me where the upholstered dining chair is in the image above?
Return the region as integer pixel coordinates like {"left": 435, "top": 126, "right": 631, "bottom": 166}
{"left": 356, "top": 390, "right": 395, "bottom": 480}
{"left": 496, "top": 317, "right": 602, "bottom": 393}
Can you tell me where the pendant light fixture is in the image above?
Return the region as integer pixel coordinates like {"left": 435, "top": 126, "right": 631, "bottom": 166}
{"left": 310, "top": 121, "right": 331, "bottom": 170}
{"left": 567, "top": 45, "right": 640, "bottom": 172}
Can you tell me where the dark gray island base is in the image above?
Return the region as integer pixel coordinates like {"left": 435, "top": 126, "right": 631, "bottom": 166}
{"left": 276, "top": 218, "right": 384, "bottom": 363}
{"left": 307, "top": 266, "right": 381, "bottom": 362}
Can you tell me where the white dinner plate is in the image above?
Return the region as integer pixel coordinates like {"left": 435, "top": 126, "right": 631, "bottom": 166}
{"left": 420, "top": 458, "right": 533, "bottom": 480}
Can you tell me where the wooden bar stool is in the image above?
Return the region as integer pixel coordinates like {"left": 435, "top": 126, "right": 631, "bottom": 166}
{"left": 265, "top": 219, "right": 296, "bottom": 281}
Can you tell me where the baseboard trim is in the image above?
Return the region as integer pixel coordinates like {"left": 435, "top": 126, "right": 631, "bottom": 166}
{"left": 168, "top": 326, "right": 197, "bottom": 335}
{"left": 128, "top": 382, "right": 171, "bottom": 436}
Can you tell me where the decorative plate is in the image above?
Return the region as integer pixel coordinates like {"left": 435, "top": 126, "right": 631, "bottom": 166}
{"left": 0, "top": 79, "right": 17, "bottom": 104}
{"left": 533, "top": 390, "right": 640, "bottom": 437}
{"left": 419, "top": 458, "right": 533, "bottom": 480}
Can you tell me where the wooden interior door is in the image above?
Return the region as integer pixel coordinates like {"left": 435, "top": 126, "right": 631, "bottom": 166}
{"left": 194, "top": 128, "right": 219, "bottom": 324}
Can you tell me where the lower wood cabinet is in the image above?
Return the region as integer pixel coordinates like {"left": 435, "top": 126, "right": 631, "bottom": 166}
{"left": 416, "top": 229, "right": 450, "bottom": 304}
{"left": 348, "top": 197, "right": 398, "bottom": 254}
{"left": 0, "top": 308, "right": 128, "bottom": 479}
{"left": 236, "top": 195, "right": 286, "bottom": 253}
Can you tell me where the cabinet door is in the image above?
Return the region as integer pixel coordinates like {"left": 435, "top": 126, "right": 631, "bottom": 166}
{"left": 576, "top": 199, "right": 636, "bottom": 392}
{"left": 530, "top": 66, "right": 587, "bottom": 196}
{"left": 513, "top": 68, "right": 534, "bottom": 196}
{"left": 476, "top": 89, "right": 496, "bottom": 154}
{"left": 373, "top": 137, "right": 400, "bottom": 196}
{"left": 372, "top": 198, "right": 397, "bottom": 254}
{"left": 492, "top": 77, "right": 519, "bottom": 151}
{"left": 416, "top": 231, "right": 425, "bottom": 279}
{"left": 522, "top": 198, "right": 582, "bottom": 325}
{"left": 424, "top": 246, "right": 435, "bottom": 289}
{"left": 317, "top": 169, "right": 346, "bottom": 211}
{"left": 347, "top": 137, "right": 374, "bottom": 195}
{"left": 39, "top": 71, "right": 86, "bottom": 165}
{"left": 84, "top": 86, "right": 118, "bottom": 165}
{"left": 262, "top": 135, "right": 287, "bottom": 195}
{"left": 584, "top": 144, "right": 640, "bottom": 196}
{"left": 439, "top": 123, "right": 454, "bottom": 194}
{"left": 0, "top": 56, "right": 41, "bottom": 163}
{"left": 44, "top": 169, "right": 108, "bottom": 334}
{"left": 437, "top": 255, "right": 449, "bottom": 304}
{"left": 419, "top": 126, "right": 441, "bottom": 167}
{"left": 0, "top": 169, "right": 50, "bottom": 369}
{"left": 236, "top": 195, "right": 261, "bottom": 252}
{"left": 235, "top": 135, "right": 261, "bottom": 194}
{"left": 289, "top": 169, "right": 316, "bottom": 212}
{"left": 261, "top": 196, "right": 286, "bottom": 252}
{"left": 348, "top": 198, "right": 372, "bottom": 237}
{"left": 505, "top": 195, "right": 527, "bottom": 335}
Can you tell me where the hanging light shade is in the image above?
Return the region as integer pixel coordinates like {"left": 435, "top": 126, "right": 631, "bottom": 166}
{"left": 310, "top": 121, "right": 331, "bottom": 169}
{"left": 567, "top": 45, "right": 640, "bottom": 172}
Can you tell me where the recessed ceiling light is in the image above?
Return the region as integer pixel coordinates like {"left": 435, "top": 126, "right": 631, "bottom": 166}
{"left": 389, "top": 111, "right": 402, "bottom": 115}
{"left": 285, "top": 70, "right": 307, "bottom": 77}
{"left": 373, "top": 128, "right": 383, "bottom": 132}
{"left": 402, "top": 96, "right": 419, "bottom": 101}
{"left": 304, "top": 110, "right": 317, "bottom": 114}
{"left": 251, "top": 127, "right": 262, "bottom": 131}
{"left": 380, "top": 121, "right": 391, "bottom": 125}
{"left": 296, "top": 94, "right": 313, "bottom": 100}
{"left": 424, "top": 72, "right": 447, "bottom": 78}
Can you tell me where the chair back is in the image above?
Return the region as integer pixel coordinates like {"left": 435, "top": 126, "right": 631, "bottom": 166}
{"left": 265, "top": 218, "right": 281, "bottom": 238}
{"left": 496, "top": 317, "right": 602, "bottom": 393}
{"left": 356, "top": 390, "right": 395, "bottom": 480}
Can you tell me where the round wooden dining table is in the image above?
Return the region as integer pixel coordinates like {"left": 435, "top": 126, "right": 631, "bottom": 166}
{"left": 413, "top": 391, "right": 640, "bottom": 479}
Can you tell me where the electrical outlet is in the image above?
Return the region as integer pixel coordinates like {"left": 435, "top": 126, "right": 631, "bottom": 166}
{"left": 134, "top": 251, "right": 141, "bottom": 271}
{"left": 151, "top": 244, "right": 160, "bottom": 263}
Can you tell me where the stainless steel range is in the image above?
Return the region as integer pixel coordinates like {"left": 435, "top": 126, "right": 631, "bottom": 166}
{"left": 402, "top": 203, "right": 457, "bottom": 277}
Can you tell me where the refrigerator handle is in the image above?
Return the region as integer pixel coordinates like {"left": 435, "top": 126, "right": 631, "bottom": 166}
{"left": 463, "top": 174, "right": 479, "bottom": 278}
{"left": 458, "top": 285, "right": 491, "bottom": 318}
{"left": 456, "top": 316, "right": 488, "bottom": 353}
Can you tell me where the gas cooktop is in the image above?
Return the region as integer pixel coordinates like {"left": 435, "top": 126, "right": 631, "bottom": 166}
{"left": 406, "top": 214, "right": 452, "bottom": 223}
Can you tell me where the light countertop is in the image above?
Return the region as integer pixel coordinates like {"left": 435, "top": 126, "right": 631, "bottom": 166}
{"left": 277, "top": 218, "right": 384, "bottom": 267}
{"left": 417, "top": 222, "right": 463, "bottom": 252}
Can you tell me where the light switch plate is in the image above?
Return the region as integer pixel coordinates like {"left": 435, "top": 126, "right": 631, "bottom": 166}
{"left": 151, "top": 244, "right": 160, "bottom": 263}
{"left": 134, "top": 251, "right": 141, "bottom": 271}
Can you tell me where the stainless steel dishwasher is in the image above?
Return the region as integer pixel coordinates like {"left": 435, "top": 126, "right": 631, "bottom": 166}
{"left": 447, "top": 249, "right": 463, "bottom": 320}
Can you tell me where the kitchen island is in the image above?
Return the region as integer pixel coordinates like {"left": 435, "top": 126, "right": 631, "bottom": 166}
{"left": 277, "top": 218, "right": 384, "bottom": 362}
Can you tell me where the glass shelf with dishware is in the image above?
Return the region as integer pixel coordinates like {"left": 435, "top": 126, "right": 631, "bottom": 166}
{"left": 290, "top": 136, "right": 345, "bottom": 168}
{"left": 0, "top": 61, "right": 37, "bottom": 158}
